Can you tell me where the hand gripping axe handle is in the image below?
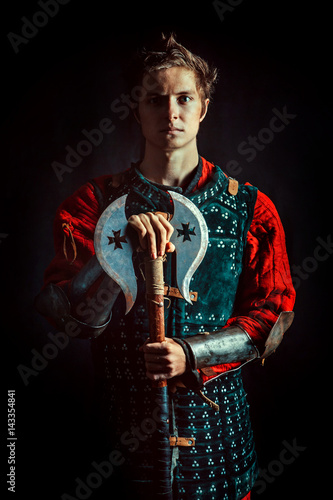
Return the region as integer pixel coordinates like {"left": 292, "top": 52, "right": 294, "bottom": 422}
{"left": 94, "top": 191, "right": 209, "bottom": 498}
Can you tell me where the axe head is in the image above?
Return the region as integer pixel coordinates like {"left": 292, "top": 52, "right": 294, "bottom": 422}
{"left": 94, "top": 192, "right": 208, "bottom": 314}
{"left": 169, "top": 191, "right": 208, "bottom": 303}
{"left": 94, "top": 195, "right": 137, "bottom": 315}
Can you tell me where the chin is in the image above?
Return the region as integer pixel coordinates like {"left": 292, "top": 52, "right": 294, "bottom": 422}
{"left": 152, "top": 138, "right": 184, "bottom": 151}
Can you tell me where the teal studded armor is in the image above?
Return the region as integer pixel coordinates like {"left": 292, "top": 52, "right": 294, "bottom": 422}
{"left": 95, "top": 158, "right": 259, "bottom": 499}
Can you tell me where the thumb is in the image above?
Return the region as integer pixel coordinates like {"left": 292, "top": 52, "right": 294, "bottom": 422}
{"left": 139, "top": 337, "right": 150, "bottom": 351}
{"left": 166, "top": 241, "right": 175, "bottom": 253}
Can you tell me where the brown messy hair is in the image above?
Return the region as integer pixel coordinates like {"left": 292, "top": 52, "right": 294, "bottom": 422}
{"left": 127, "top": 33, "right": 218, "bottom": 103}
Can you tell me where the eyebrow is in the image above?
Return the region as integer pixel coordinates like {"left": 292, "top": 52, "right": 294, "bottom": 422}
{"left": 146, "top": 89, "right": 195, "bottom": 96}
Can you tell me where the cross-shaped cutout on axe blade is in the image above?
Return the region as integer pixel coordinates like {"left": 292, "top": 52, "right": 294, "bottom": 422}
{"left": 107, "top": 229, "right": 127, "bottom": 250}
{"left": 176, "top": 222, "right": 196, "bottom": 242}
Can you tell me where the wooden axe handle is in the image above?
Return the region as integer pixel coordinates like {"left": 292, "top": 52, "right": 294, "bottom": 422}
{"left": 144, "top": 255, "right": 167, "bottom": 388}
{"left": 144, "top": 255, "right": 172, "bottom": 499}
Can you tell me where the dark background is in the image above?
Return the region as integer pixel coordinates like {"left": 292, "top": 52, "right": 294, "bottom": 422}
{"left": 1, "top": 1, "right": 331, "bottom": 499}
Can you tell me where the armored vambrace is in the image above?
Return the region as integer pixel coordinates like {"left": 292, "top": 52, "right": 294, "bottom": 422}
{"left": 183, "top": 327, "right": 259, "bottom": 371}
{"left": 176, "top": 311, "right": 294, "bottom": 393}
{"left": 34, "top": 255, "right": 121, "bottom": 339}
{"left": 170, "top": 328, "right": 258, "bottom": 412}
{"left": 173, "top": 327, "right": 258, "bottom": 390}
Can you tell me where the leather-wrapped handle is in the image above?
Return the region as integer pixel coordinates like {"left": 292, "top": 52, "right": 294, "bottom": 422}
{"left": 144, "top": 256, "right": 167, "bottom": 388}
{"left": 144, "top": 256, "right": 172, "bottom": 499}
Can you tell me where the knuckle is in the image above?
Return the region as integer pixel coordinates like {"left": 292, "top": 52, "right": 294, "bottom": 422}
{"left": 168, "top": 224, "right": 174, "bottom": 235}
{"left": 165, "top": 344, "right": 173, "bottom": 354}
{"left": 140, "top": 213, "right": 149, "bottom": 223}
{"left": 127, "top": 214, "right": 138, "bottom": 223}
{"left": 166, "top": 222, "right": 174, "bottom": 234}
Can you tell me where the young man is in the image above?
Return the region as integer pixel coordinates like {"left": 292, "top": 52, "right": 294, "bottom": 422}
{"left": 36, "top": 34, "right": 295, "bottom": 499}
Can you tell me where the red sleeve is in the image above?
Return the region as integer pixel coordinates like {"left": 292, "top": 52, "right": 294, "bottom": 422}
{"left": 43, "top": 176, "right": 110, "bottom": 290}
{"left": 200, "top": 189, "right": 296, "bottom": 383}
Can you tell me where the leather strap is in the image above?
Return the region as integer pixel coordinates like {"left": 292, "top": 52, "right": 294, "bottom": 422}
{"left": 228, "top": 178, "right": 239, "bottom": 195}
{"left": 169, "top": 436, "right": 196, "bottom": 447}
{"left": 154, "top": 211, "right": 173, "bottom": 222}
{"left": 163, "top": 285, "right": 198, "bottom": 302}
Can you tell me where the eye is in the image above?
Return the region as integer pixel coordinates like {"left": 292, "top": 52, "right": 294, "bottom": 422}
{"left": 147, "top": 96, "right": 160, "bottom": 105}
{"left": 178, "top": 95, "right": 192, "bottom": 104}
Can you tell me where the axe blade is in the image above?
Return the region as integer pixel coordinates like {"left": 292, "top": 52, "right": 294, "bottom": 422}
{"left": 94, "top": 192, "right": 209, "bottom": 313}
{"left": 169, "top": 191, "right": 209, "bottom": 304}
{"left": 94, "top": 194, "right": 137, "bottom": 314}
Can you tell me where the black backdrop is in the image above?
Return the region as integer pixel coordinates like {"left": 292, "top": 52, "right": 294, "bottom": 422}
{"left": 2, "top": 1, "right": 331, "bottom": 499}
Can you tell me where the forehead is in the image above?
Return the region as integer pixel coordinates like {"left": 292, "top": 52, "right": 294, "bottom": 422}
{"left": 142, "top": 66, "right": 200, "bottom": 95}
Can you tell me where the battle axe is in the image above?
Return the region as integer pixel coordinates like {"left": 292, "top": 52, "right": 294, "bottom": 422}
{"left": 94, "top": 191, "right": 208, "bottom": 498}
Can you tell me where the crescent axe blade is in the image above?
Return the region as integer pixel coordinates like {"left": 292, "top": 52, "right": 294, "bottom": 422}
{"left": 94, "top": 194, "right": 137, "bottom": 315}
{"left": 94, "top": 191, "right": 209, "bottom": 313}
{"left": 169, "top": 191, "right": 209, "bottom": 304}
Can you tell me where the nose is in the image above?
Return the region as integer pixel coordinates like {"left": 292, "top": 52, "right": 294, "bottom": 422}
{"left": 167, "top": 98, "right": 179, "bottom": 121}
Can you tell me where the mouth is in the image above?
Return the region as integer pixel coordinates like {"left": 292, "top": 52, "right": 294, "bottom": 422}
{"left": 160, "top": 127, "right": 183, "bottom": 133}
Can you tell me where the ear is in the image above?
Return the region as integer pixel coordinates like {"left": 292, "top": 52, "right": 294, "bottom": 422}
{"left": 199, "top": 99, "right": 209, "bottom": 123}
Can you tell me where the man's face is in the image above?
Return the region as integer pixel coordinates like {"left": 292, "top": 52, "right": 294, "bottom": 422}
{"left": 136, "top": 66, "right": 209, "bottom": 153}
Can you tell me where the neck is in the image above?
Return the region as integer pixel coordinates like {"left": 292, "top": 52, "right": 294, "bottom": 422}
{"left": 139, "top": 142, "right": 199, "bottom": 187}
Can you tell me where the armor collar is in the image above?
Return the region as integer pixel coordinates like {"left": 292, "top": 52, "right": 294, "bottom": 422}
{"left": 132, "top": 156, "right": 204, "bottom": 196}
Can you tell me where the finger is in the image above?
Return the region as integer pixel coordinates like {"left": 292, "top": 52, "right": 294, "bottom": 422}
{"left": 146, "top": 371, "right": 167, "bottom": 382}
{"left": 153, "top": 215, "right": 174, "bottom": 255}
{"left": 145, "top": 362, "right": 174, "bottom": 380}
{"left": 142, "top": 341, "right": 169, "bottom": 354}
{"left": 146, "top": 213, "right": 170, "bottom": 258}
{"left": 143, "top": 352, "right": 164, "bottom": 363}
{"left": 145, "top": 212, "right": 174, "bottom": 257}
{"left": 145, "top": 361, "right": 168, "bottom": 373}
{"left": 146, "top": 212, "right": 166, "bottom": 259}
{"left": 128, "top": 213, "right": 158, "bottom": 258}
{"left": 138, "top": 338, "right": 151, "bottom": 351}
{"left": 127, "top": 214, "right": 148, "bottom": 250}
{"left": 154, "top": 220, "right": 167, "bottom": 257}
{"left": 128, "top": 212, "right": 174, "bottom": 259}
